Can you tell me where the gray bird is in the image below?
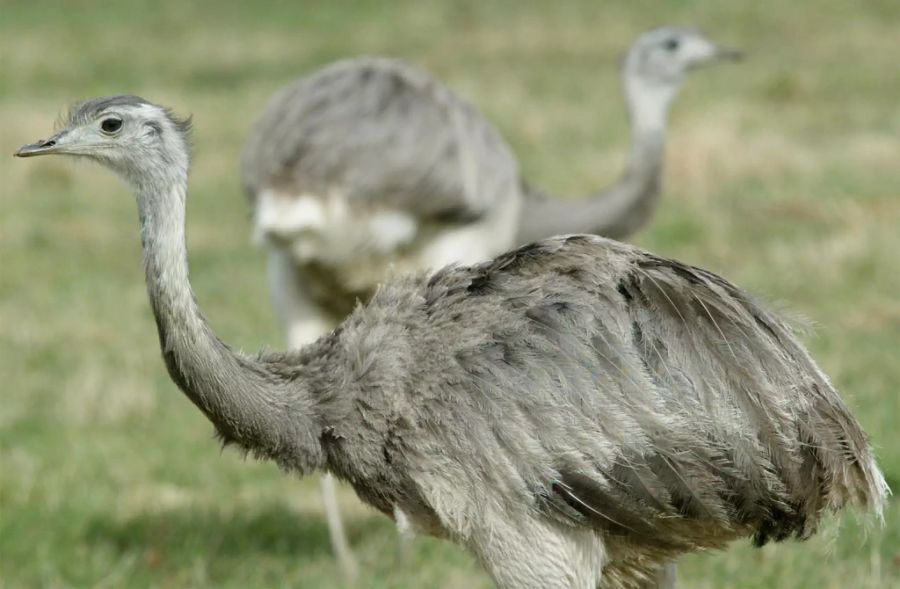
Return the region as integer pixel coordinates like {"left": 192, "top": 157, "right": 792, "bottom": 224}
{"left": 242, "top": 30, "right": 740, "bottom": 568}
{"left": 241, "top": 26, "right": 741, "bottom": 343}
{"left": 17, "top": 97, "right": 886, "bottom": 589}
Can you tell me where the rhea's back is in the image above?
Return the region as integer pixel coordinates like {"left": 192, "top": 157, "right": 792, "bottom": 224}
{"left": 241, "top": 57, "right": 519, "bottom": 222}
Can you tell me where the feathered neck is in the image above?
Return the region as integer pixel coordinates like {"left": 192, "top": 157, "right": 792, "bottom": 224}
{"left": 132, "top": 153, "right": 328, "bottom": 474}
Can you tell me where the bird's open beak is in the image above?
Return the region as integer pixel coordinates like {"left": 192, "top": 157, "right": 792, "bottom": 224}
{"left": 14, "top": 132, "right": 68, "bottom": 158}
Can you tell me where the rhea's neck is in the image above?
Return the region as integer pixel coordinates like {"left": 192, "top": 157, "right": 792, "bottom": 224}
{"left": 136, "top": 163, "right": 194, "bottom": 340}
{"left": 131, "top": 158, "right": 328, "bottom": 474}
{"left": 514, "top": 76, "right": 678, "bottom": 243}
{"left": 623, "top": 76, "right": 676, "bottom": 181}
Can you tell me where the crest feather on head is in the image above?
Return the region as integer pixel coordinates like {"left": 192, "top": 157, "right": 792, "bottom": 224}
{"left": 59, "top": 94, "right": 193, "bottom": 139}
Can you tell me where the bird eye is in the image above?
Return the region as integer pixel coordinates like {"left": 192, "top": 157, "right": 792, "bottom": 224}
{"left": 664, "top": 38, "right": 680, "bottom": 51}
{"left": 100, "top": 117, "right": 123, "bottom": 134}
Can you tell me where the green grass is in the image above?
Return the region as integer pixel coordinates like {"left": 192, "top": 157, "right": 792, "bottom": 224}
{"left": 1, "top": 1, "right": 898, "bottom": 587}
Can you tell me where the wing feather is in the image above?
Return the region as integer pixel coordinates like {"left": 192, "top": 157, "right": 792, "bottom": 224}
{"left": 444, "top": 236, "right": 887, "bottom": 552}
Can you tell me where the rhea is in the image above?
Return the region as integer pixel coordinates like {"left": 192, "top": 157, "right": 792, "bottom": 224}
{"left": 241, "top": 27, "right": 741, "bottom": 346}
{"left": 17, "top": 97, "right": 886, "bottom": 589}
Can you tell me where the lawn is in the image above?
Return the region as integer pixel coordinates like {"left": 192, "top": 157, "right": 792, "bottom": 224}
{"left": 1, "top": 1, "right": 898, "bottom": 587}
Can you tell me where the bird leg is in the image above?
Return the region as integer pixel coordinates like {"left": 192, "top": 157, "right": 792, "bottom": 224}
{"left": 635, "top": 560, "right": 677, "bottom": 589}
{"left": 267, "top": 249, "right": 335, "bottom": 347}
{"left": 655, "top": 561, "right": 677, "bottom": 589}
{"left": 267, "top": 248, "right": 358, "bottom": 579}
{"left": 320, "top": 473, "right": 359, "bottom": 582}
{"left": 393, "top": 505, "right": 415, "bottom": 565}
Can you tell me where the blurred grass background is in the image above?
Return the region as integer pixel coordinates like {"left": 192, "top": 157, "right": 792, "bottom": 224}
{"left": 1, "top": 0, "right": 898, "bottom": 587}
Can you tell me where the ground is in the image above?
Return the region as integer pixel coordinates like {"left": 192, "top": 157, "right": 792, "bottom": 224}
{"left": 0, "top": 1, "right": 898, "bottom": 587}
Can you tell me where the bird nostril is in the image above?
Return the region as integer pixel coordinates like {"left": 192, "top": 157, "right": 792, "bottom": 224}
{"left": 42, "top": 140, "right": 56, "bottom": 147}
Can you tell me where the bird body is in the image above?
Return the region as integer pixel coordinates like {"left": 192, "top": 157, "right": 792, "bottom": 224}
{"left": 243, "top": 57, "right": 522, "bottom": 323}
{"left": 17, "top": 96, "right": 887, "bottom": 588}
{"left": 242, "top": 28, "right": 741, "bottom": 333}
{"left": 311, "top": 234, "right": 885, "bottom": 587}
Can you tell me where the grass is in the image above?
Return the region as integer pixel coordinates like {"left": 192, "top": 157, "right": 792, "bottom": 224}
{"left": 1, "top": 0, "right": 898, "bottom": 587}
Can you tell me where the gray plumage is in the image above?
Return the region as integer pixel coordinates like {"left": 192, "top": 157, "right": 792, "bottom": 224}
{"left": 241, "top": 57, "right": 512, "bottom": 230}
{"left": 17, "top": 97, "right": 887, "bottom": 589}
{"left": 242, "top": 55, "right": 521, "bottom": 324}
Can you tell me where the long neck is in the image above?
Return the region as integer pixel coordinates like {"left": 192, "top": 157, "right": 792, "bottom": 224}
{"left": 134, "top": 162, "right": 326, "bottom": 473}
{"left": 516, "top": 76, "right": 672, "bottom": 244}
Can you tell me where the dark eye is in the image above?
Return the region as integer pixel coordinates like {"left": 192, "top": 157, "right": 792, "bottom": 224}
{"left": 664, "top": 38, "right": 680, "bottom": 51}
{"left": 100, "top": 117, "right": 123, "bottom": 134}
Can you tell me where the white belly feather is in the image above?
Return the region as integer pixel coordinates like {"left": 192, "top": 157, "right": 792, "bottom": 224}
{"left": 254, "top": 187, "right": 517, "bottom": 293}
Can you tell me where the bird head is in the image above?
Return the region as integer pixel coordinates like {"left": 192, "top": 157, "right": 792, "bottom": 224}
{"left": 623, "top": 27, "right": 741, "bottom": 90}
{"left": 15, "top": 95, "right": 191, "bottom": 186}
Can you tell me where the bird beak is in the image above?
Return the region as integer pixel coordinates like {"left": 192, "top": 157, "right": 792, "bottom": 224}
{"left": 14, "top": 131, "right": 69, "bottom": 158}
{"left": 713, "top": 46, "right": 743, "bottom": 62}
{"left": 683, "top": 38, "right": 743, "bottom": 71}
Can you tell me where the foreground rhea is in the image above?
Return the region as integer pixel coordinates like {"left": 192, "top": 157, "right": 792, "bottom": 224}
{"left": 17, "top": 97, "right": 886, "bottom": 589}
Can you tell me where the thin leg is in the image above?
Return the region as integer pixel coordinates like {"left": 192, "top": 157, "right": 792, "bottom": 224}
{"left": 267, "top": 249, "right": 333, "bottom": 347}
{"left": 268, "top": 249, "right": 357, "bottom": 581}
{"left": 320, "top": 473, "right": 358, "bottom": 581}
{"left": 636, "top": 560, "right": 677, "bottom": 589}
{"left": 655, "top": 561, "right": 677, "bottom": 589}
{"left": 393, "top": 505, "right": 414, "bottom": 565}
